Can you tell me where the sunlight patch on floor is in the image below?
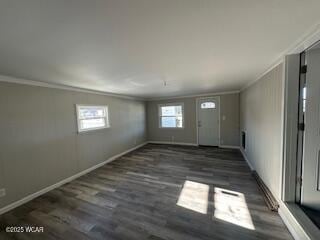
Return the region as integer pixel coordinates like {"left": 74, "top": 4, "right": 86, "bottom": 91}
{"left": 177, "top": 180, "right": 209, "bottom": 214}
{"left": 213, "top": 187, "right": 255, "bottom": 230}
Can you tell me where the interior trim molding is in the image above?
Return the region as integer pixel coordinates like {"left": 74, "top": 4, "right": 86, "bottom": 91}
{"left": 240, "top": 147, "right": 254, "bottom": 171}
{"left": 1, "top": 24, "right": 319, "bottom": 100}
{"left": 0, "top": 142, "right": 148, "bottom": 215}
{"left": 241, "top": 22, "right": 320, "bottom": 92}
{"left": 278, "top": 203, "right": 306, "bottom": 240}
{"left": 148, "top": 141, "right": 198, "bottom": 146}
{"left": 148, "top": 141, "right": 240, "bottom": 149}
{"left": 0, "top": 74, "right": 144, "bottom": 101}
{"left": 241, "top": 58, "right": 285, "bottom": 92}
{"left": 148, "top": 90, "right": 240, "bottom": 101}
{"left": 278, "top": 202, "right": 320, "bottom": 240}
{"left": 219, "top": 145, "right": 240, "bottom": 149}
{"left": 239, "top": 147, "right": 317, "bottom": 240}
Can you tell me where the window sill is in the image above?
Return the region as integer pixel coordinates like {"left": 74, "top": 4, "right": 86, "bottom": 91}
{"left": 159, "top": 127, "right": 184, "bottom": 129}
{"left": 78, "top": 126, "right": 110, "bottom": 134}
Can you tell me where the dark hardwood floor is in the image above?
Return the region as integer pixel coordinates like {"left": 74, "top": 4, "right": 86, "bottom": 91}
{"left": 0, "top": 144, "right": 293, "bottom": 240}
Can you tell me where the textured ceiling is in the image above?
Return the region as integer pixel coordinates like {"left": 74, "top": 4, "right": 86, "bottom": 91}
{"left": 0, "top": 0, "right": 320, "bottom": 98}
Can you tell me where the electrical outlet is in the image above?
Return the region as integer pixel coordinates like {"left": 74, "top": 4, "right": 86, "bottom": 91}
{"left": 222, "top": 115, "right": 226, "bottom": 121}
{"left": 0, "top": 188, "right": 6, "bottom": 198}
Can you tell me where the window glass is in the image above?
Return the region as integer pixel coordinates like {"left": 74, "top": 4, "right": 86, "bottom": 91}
{"left": 80, "top": 118, "right": 106, "bottom": 130}
{"left": 78, "top": 107, "right": 105, "bottom": 119}
{"left": 201, "top": 102, "right": 216, "bottom": 109}
{"left": 161, "top": 117, "right": 176, "bottom": 128}
{"left": 159, "top": 104, "right": 183, "bottom": 128}
{"left": 302, "top": 87, "right": 307, "bottom": 113}
{"left": 76, "top": 105, "right": 109, "bottom": 132}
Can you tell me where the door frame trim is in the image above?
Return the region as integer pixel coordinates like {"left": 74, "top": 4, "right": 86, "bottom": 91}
{"left": 196, "top": 96, "right": 221, "bottom": 146}
{"left": 282, "top": 54, "right": 301, "bottom": 203}
{"left": 283, "top": 41, "right": 320, "bottom": 203}
{"left": 282, "top": 44, "right": 320, "bottom": 239}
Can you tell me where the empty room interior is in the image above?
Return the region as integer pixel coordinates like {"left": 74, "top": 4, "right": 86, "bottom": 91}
{"left": 1, "top": 1, "right": 320, "bottom": 239}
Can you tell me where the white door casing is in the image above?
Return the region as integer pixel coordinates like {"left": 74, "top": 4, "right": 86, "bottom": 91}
{"left": 301, "top": 45, "right": 320, "bottom": 210}
{"left": 197, "top": 97, "right": 220, "bottom": 146}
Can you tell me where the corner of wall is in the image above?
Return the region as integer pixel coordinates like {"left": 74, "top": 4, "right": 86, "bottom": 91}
{"left": 240, "top": 147, "right": 254, "bottom": 171}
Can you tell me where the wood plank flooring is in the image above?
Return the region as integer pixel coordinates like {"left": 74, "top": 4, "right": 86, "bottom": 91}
{"left": 0, "top": 144, "right": 293, "bottom": 240}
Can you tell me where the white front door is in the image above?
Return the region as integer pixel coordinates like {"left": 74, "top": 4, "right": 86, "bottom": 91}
{"left": 197, "top": 97, "right": 220, "bottom": 146}
{"left": 301, "top": 43, "right": 320, "bottom": 210}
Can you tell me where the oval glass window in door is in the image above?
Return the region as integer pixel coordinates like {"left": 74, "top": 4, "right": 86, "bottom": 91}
{"left": 201, "top": 102, "right": 216, "bottom": 109}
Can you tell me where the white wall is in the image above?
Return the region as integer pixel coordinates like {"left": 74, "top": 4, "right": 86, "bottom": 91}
{"left": 0, "top": 81, "right": 147, "bottom": 209}
{"left": 240, "top": 63, "right": 284, "bottom": 199}
{"left": 147, "top": 93, "right": 240, "bottom": 146}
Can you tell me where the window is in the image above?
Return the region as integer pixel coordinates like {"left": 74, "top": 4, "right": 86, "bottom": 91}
{"left": 302, "top": 86, "right": 307, "bottom": 113}
{"left": 159, "top": 103, "right": 184, "bottom": 128}
{"left": 201, "top": 101, "right": 216, "bottom": 109}
{"left": 76, "top": 105, "right": 109, "bottom": 132}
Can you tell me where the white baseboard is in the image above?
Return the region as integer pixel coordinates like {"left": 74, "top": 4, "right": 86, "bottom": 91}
{"left": 279, "top": 202, "right": 311, "bottom": 240}
{"left": 0, "top": 142, "right": 148, "bottom": 215}
{"left": 219, "top": 145, "right": 240, "bottom": 149}
{"left": 148, "top": 141, "right": 198, "bottom": 146}
{"left": 238, "top": 148, "right": 316, "bottom": 240}
{"left": 240, "top": 148, "right": 254, "bottom": 170}
{"left": 279, "top": 203, "right": 306, "bottom": 240}
{"left": 148, "top": 141, "right": 240, "bottom": 149}
{"left": 279, "top": 202, "right": 320, "bottom": 240}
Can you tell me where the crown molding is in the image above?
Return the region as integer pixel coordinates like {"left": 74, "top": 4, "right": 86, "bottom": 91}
{"left": 240, "top": 57, "right": 285, "bottom": 92}
{"left": 241, "top": 22, "right": 320, "bottom": 92}
{"left": 0, "top": 74, "right": 146, "bottom": 101}
{"left": 0, "top": 74, "right": 238, "bottom": 101}
{"left": 2, "top": 22, "right": 320, "bottom": 99}
{"left": 147, "top": 90, "right": 240, "bottom": 101}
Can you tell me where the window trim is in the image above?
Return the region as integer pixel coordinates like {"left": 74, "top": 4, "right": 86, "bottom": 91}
{"left": 76, "top": 104, "right": 110, "bottom": 133}
{"left": 158, "top": 103, "right": 184, "bottom": 129}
